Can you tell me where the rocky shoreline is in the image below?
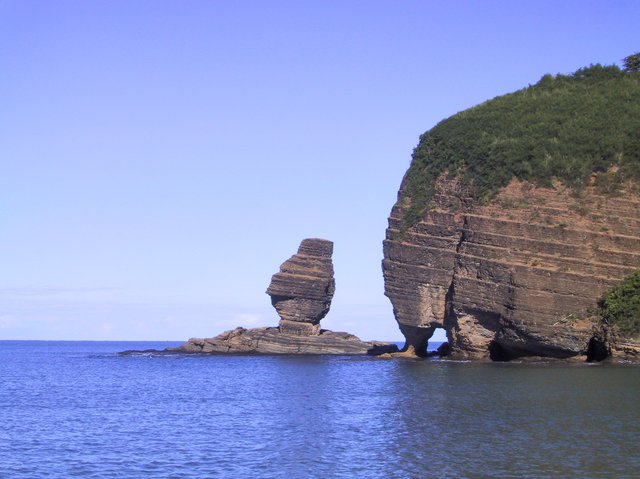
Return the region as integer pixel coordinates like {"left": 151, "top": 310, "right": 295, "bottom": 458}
{"left": 119, "top": 235, "right": 638, "bottom": 362}
{"left": 168, "top": 326, "right": 397, "bottom": 355}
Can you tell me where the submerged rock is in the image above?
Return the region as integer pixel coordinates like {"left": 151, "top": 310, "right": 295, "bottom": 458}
{"left": 167, "top": 238, "right": 397, "bottom": 356}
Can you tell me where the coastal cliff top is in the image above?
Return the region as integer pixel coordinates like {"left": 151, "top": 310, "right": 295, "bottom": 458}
{"left": 401, "top": 58, "right": 640, "bottom": 228}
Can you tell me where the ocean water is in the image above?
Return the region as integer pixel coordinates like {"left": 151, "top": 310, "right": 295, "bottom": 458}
{"left": 1, "top": 341, "right": 639, "bottom": 479}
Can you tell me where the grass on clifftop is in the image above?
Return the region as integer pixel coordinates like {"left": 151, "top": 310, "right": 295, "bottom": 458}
{"left": 401, "top": 61, "right": 640, "bottom": 228}
{"left": 599, "top": 270, "right": 640, "bottom": 339}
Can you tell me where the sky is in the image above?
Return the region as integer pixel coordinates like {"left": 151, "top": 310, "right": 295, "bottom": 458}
{"left": 1, "top": 0, "right": 638, "bottom": 342}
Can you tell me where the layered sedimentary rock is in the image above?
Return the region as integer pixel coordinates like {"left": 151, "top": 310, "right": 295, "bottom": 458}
{"left": 172, "top": 238, "right": 397, "bottom": 355}
{"left": 266, "top": 238, "right": 335, "bottom": 336}
{"left": 383, "top": 175, "right": 640, "bottom": 360}
{"left": 173, "top": 326, "right": 395, "bottom": 355}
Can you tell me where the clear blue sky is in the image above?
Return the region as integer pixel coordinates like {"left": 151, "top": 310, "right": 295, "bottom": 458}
{"left": 1, "top": 0, "right": 638, "bottom": 341}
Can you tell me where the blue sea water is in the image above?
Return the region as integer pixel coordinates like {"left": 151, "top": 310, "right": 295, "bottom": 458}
{"left": 1, "top": 341, "right": 639, "bottom": 479}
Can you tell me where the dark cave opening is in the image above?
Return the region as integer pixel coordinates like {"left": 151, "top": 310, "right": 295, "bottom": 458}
{"left": 586, "top": 337, "right": 610, "bottom": 362}
{"left": 488, "top": 340, "right": 524, "bottom": 362}
{"left": 489, "top": 341, "right": 509, "bottom": 361}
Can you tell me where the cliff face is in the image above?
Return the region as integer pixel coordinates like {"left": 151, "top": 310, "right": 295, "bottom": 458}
{"left": 383, "top": 175, "right": 640, "bottom": 360}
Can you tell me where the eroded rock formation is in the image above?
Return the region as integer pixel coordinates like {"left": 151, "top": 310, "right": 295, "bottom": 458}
{"left": 174, "top": 326, "right": 395, "bottom": 355}
{"left": 172, "top": 238, "right": 397, "bottom": 355}
{"left": 383, "top": 175, "right": 640, "bottom": 360}
{"left": 267, "top": 238, "right": 335, "bottom": 336}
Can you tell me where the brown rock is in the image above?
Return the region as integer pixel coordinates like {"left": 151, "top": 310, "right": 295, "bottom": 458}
{"left": 376, "top": 353, "right": 393, "bottom": 360}
{"left": 166, "top": 238, "right": 398, "bottom": 356}
{"left": 383, "top": 175, "right": 640, "bottom": 361}
{"left": 171, "top": 327, "right": 398, "bottom": 355}
{"left": 266, "top": 238, "right": 335, "bottom": 333}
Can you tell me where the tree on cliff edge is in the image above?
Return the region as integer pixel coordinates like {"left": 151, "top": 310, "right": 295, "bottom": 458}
{"left": 599, "top": 270, "right": 640, "bottom": 338}
{"left": 623, "top": 52, "right": 640, "bottom": 73}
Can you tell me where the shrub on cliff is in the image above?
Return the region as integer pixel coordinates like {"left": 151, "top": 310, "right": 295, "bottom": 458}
{"left": 402, "top": 60, "right": 640, "bottom": 226}
{"left": 624, "top": 52, "right": 640, "bottom": 73}
{"left": 599, "top": 270, "right": 640, "bottom": 338}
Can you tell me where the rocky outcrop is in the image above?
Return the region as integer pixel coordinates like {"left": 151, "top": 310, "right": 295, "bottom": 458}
{"left": 173, "top": 326, "right": 396, "bottom": 355}
{"left": 266, "top": 238, "right": 335, "bottom": 336}
{"left": 383, "top": 175, "right": 640, "bottom": 360}
{"left": 171, "top": 238, "right": 397, "bottom": 356}
{"left": 587, "top": 321, "right": 640, "bottom": 362}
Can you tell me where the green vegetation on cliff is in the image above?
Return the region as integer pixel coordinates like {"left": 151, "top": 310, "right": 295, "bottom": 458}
{"left": 599, "top": 270, "right": 640, "bottom": 339}
{"left": 402, "top": 59, "right": 640, "bottom": 227}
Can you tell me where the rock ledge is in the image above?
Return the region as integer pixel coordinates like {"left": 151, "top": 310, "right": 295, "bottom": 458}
{"left": 170, "top": 327, "right": 396, "bottom": 355}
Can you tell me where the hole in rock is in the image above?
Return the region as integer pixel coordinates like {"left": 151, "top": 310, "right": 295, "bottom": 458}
{"left": 586, "top": 337, "right": 609, "bottom": 362}
{"left": 488, "top": 341, "right": 514, "bottom": 361}
{"left": 426, "top": 328, "right": 450, "bottom": 357}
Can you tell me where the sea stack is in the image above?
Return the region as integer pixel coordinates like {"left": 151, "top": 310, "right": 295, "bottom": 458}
{"left": 267, "top": 238, "right": 335, "bottom": 336}
{"left": 168, "top": 238, "right": 397, "bottom": 355}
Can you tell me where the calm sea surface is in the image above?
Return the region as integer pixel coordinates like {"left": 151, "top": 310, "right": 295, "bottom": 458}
{"left": 1, "top": 341, "right": 638, "bottom": 478}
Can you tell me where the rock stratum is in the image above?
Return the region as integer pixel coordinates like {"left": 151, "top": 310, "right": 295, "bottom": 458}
{"left": 171, "top": 239, "right": 397, "bottom": 355}
{"left": 383, "top": 175, "right": 640, "bottom": 361}
{"left": 266, "top": 237, "right": 335, "bottom": 336}
{"left": 383, "top": 64, "right": 640, "bottom": 361}
{"left": 173, "top": 326, "right": 395, "bottom": 355}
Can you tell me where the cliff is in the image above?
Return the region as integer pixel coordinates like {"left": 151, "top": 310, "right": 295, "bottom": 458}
{"left": 383, "top": 63, "right": 640, "bottom": 361}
